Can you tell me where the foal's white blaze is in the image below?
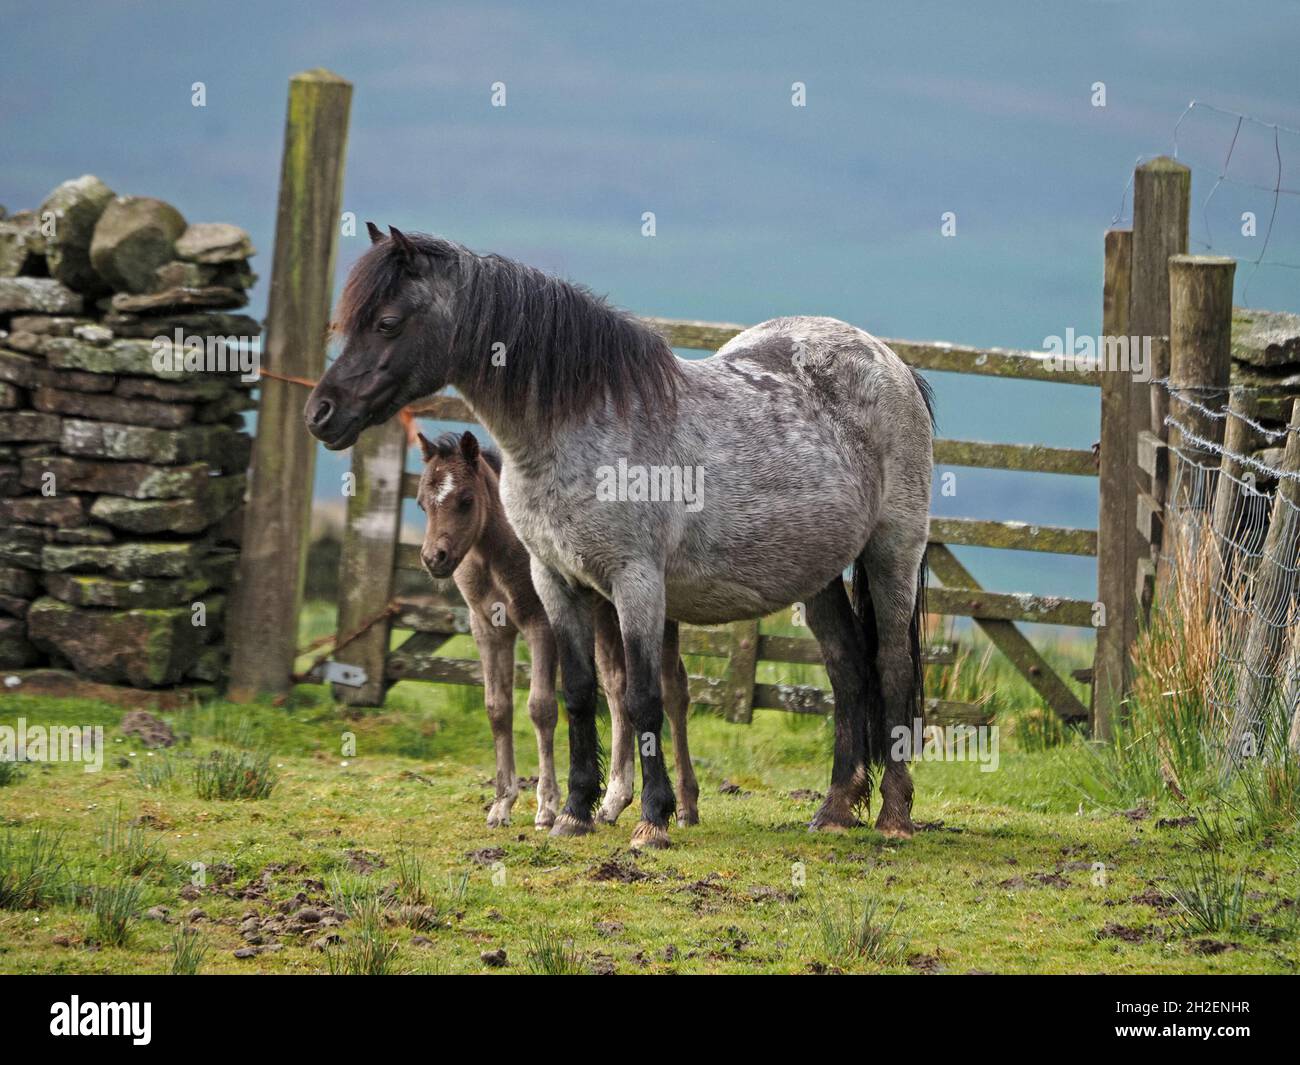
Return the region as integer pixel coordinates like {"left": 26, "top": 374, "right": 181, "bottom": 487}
{"left": 434, "top": 472, "right": 455, "bottom": 506}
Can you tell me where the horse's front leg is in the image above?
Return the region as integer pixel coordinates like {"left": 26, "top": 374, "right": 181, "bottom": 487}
{"left": 531, "top": 560, "right": 601, "bottom": 837}
{"left": 521, "top": 620, "right": 561, "bottom": 830}
{"left": 473, "top": 617, "right": 520, "bottom": 828}
{"left": 594, "top": 601, "right": 635, "bottom": 825}
{"left": 611, "top": 566, "right": 676, "bottom": 850}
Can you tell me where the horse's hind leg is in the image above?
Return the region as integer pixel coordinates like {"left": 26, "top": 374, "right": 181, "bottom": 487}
{"left": 594, "top": 602, "right": 635, "bottom": 825}
{"left": 861, "top": 525, "right": 928, "bottom": 840}
{"left": 805, "top": 577, "right": 871, "bottom": 831}
{"left": 662, "top": 622, "right": 699, "bottom": 826}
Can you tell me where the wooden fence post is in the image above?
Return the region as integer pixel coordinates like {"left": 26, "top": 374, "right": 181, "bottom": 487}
{"left": 1208, "top": 387, "right": 1256, "bottom": 595}
{"left": 333, "top": 420, "right": 407, "bottom": 706}
{"left": 722, "top": 618, "right": 760, "bottom": 723}
{"left": 1233, "top": 400, "right": 1300, "bottom": 756}
{"left": 1159, "top": 254, "right": 1236, "bottom": 597}
{"left": 1128, "top": 157, "right": 1190, "bottom": 622}
{"left": 1094, "top": 228, "right": 1134, "bottom": 739}
{"left": 227, "top": 70, "right": 352, "bottom": 701}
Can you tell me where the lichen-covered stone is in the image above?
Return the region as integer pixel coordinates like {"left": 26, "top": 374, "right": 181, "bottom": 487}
{"left": 26, "top": 596, "right": 206, "bottom": 686}
{"left": 89, "top": 196, "right": 187, "bottom": 294}
{"left": 0, "top": 411, "right": 61, "bottom": 442}
{"left": 0, "top": 616, "right": 40, "bottom": 667}
{"left": 40, "top": 175, "right": 115, "bottom": 293}
{"left": 33, "top": 385, "right": 193, "bottom": 429}
{"left": 20, "top": 455, "right": 212, "bottom": 499}
{"left": 51, "top": 525, "right": 113, "bottom": 545}
{"left": 0, "top": 525, "right": 44, "bottom": 568}
{"left": 0, "top": 348, "right": 116, "bottom": 394}
{"left": 7, "top": 315, "right": 95, "bottom": 336}
{"left": 0, "top": 277, "right": 83, "bottom": 315}
{"left": 174, "top": 222, "right": 255, "bottom": 264}
{"left": 88, "top": 474, "right": 243, "bottom": 534}
{"left": 0, "top": 382, "right": 18, "bottom": 409}
{"left": 99, "top": 311, "right": 260, "bottom": 340}
{"left": 0, "top": 211, "right": 44, "bottom": 277}
{"left": 0, "top": 463, "right": 20, "bottom": 495}
{"left": 0, "top": 495, "right": 86, "bottom": 527}
{"left": 44, "top": 571, "right": 211, "bottom": 609}
{"left": 0, "top": 565, "right": 37, "bottom": 597}
{"left": 59, "top": 419, "right": 248, "bottom": 468}
{"left": 42, "top": 336, "right": 181, "bottom": 378}
{"left": 114, "top": 375, "right": 230, "bottom": 402}
{"left": 111, "top": 285, "right": 247, "bottom": 314}
{"left": 42, "top": 538, "right": 210, "bottom": 579}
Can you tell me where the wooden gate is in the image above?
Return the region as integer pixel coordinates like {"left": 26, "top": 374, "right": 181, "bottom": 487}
{"left": 325, "top": 320, "right": 1108, "bottom": 731}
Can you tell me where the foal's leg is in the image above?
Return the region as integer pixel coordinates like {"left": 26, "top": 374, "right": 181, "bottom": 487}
{"left": 862, "top": 527, "right": 929, "bottom": 840}
{"left": 522, "top": 620, "right": 561, "bottom": 830}
{"left": 611, "top": 566, "right": 676, "bottom": 849}
{"left": 594, "top": 602, "right": 635, "bottom": 825}
{"left": 531, "top": 560, "right": 601, "bottom": 837}
{"left": 805, "top": 577, "right": 872, "bottom": 832}
{"left": 661, "top": 622, "right": 699, "bottom": 826}
{"left": 473, "top": 616, "right": 520, "bottom": 828}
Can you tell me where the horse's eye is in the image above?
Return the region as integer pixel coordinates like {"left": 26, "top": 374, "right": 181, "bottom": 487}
{"left": 458, "top": 494, "right": 473, "bottom": 511}
{"left": 377, "top": 316, "right": 401, "bottom": 334}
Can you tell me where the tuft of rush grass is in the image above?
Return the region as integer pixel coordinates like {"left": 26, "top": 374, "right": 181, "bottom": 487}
{"left": 194, "top": 748, "right": 278, "bottom": 801}
{"left": 0, "top": 829, "right": 71, "bottom": 910}
{"left": 169, "top": 923, "right": 208, "bottom": 975}
{"left": 808, "top": 893, "right": 909, "bottom": 968}
{"left": 85, "top": 875, "right": 143, "bottom": 948}
{"left": 134, "top": 751, "right": 183, "bottom": 792}
{"left": 1169, "top": 846, "right": 1249, "bottom": 937}
{"left": 100, "top": 804, "right": 165, "bottom": 877}
{"left": 0, "top": 758, "right": 23, "bottom": 787}
{"left": 524, "top": 925, "right": 588, "bottom": 975}
{"left": 325, "top": 886, "right": 401, "bottom": 976}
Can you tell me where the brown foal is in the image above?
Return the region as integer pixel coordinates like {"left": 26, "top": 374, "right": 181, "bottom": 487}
{"left": 415, "top": 430, "right": 699, "bottom": 836}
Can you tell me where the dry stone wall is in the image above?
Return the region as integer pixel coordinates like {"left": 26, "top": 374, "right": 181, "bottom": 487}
{"left": 0, "top": 175, "right": 258, "bottom": 688}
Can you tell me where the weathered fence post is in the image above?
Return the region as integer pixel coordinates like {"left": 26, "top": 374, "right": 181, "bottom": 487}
{"left": 1233, "top": 400, "right": 1300, "bottom": 756}
{"left": 1094, "top": 228, "right": 1134, "bottom": 739}
{"left": 1128, "top": 157, "right": 1190, "bottom": 622}
{"left": 227, "top": 70, "right": 352, "bottom": 701}
{"left": 1208, "top": 387, "right": 1258, "bottom": 595}
{"left": 333, "top": 420, "right": 407, "bottom": 706}
{"left": 1159, "top": 254, "right": 1235, "bottom": 597}
{"left": 722, "top": 618, "right": 760, "bottom": 723}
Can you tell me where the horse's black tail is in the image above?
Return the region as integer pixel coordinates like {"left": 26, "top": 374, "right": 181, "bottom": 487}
{"left": 851, "top": 548, "right": 928, "bottom": 767}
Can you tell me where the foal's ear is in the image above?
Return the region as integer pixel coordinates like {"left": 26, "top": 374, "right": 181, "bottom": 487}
{"left": 366, "top": 221, "right": 385, "bottom": 245}
{"left": 459, "top": 431, "right": 480, "bottom": 464}
{"left": 416, "top": 432, "right": 438, "bottom": 463}
{"left": 388, "top": 226, "right": 417, "bottom": 269}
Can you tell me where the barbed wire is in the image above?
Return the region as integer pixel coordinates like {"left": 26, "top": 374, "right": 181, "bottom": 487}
{"left": 1152, "top": 378, "right": 1299, "bottom": 440}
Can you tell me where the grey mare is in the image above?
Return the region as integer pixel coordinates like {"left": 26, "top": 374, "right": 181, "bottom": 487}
{"left": 306, "top": 225, "right": 934, "bottom": 848}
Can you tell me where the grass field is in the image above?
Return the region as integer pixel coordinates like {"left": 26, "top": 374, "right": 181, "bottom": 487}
{"left": 1, "top": 608, "right": 1297, "bottom": 975}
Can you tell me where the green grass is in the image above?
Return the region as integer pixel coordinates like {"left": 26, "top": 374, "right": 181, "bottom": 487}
{"left": 0, "top": 612, "right": 1296, "bottom": 974}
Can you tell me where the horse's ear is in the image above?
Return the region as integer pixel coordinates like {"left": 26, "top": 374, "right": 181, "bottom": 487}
{"left": 459, "top": 431, "right": 480, "bottom": 464}
{"left": 388, "top": 226, "right": 417, "bottom": 269}
{"left": 366, "top": 221, "right": 384, "bottom": 245}
{"left": 416, "top": 432, "right": 437, "bottom": 463}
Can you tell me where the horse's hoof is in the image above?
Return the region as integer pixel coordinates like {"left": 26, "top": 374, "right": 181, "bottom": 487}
{"left": 875, "top": 821, "right": 914, "bottom": 841}
{"left": 629, "top": 821, "right": 670, "bottom": 850}
{"left": 549, "top": 812, "right": 594, "bottom": 838}
{"left": 676, "top": 809, "right": 699, "bottom": 828}
{"left": 809, "top": 801, "right": 858, "bottom": 833}
{"left": 594, "top": 808, "right": 621, "bottom": 826}
{"left": 486, "top": 811, "right": 511, "bottom": 828}
{"left": 534, "top": 814, "right": 556, "bottom": 831}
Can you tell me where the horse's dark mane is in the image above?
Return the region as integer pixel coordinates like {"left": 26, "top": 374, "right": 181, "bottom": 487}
{"left": 428, "top": 431, "right": 502, "bottom": 475}
{"left": 336, "top": 233, "right": 682, "bottom": 424}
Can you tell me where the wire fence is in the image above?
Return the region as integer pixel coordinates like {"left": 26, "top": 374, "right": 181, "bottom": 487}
{"left": 1156, "top": 381, "right": 1300, "bottom": 773}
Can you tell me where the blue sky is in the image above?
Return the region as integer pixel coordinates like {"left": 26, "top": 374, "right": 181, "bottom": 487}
{"left": 5, "top": 0, "right": 1299, "bottom": 608}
